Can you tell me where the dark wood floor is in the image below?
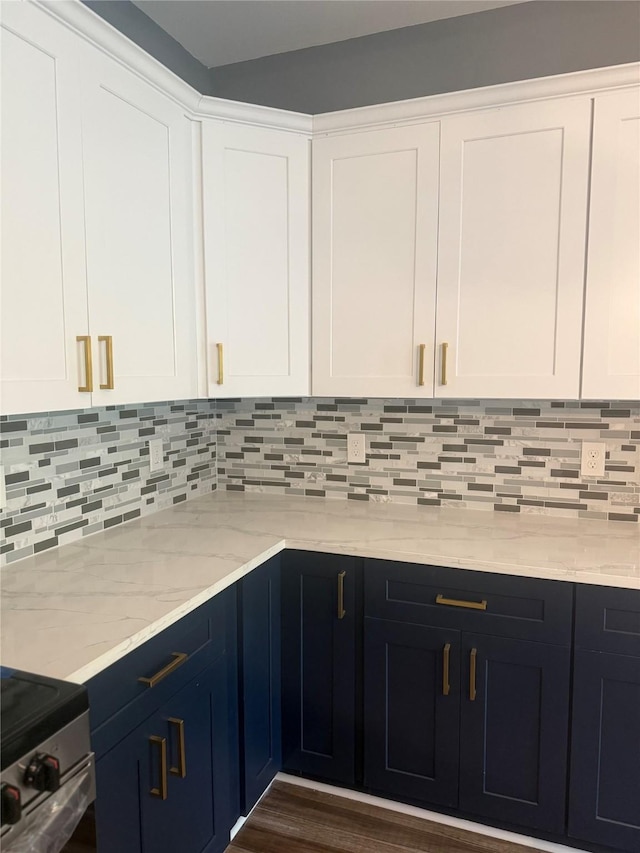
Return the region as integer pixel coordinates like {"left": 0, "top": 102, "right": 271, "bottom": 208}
{"left": 226, "top": 781, "right": 550, "bottom": 853}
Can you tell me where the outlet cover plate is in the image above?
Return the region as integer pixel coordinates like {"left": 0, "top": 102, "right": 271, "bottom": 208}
{"left": 580, "top": 441, "right": 606, "bottom": 478}
{"left": 149, "top": 439, "right": 164, "bottom": 473}
{"left": 347, "top": 433, "right": 366, "bottom": 464}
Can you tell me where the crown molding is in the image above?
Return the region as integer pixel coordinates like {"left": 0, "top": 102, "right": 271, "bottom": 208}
{"left": 34, "top": 0, "right": 312, "bottom": 134}
{"left": 32, "top": 2, "right": 639, "bottom": 138}
{"left": 312, "top": 63, "right": 640, "bottom": 135}
{"left": 192, "top": 95, "right": 313, "bottom": 134}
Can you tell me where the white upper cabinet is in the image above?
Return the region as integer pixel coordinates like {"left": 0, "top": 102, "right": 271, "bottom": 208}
{"left": 312, "top": 124, "right": 440, "bottom": 397}
{"left": 79, "top": 49, "right": 197, "bottom": 406}
{"left": 581, "top": 88, "right": 640, "bottom": 400}
{"left": 0, "top": 3, "right": 89, "bottom": 415}
{"left": 201, "top": 121, "right": 310, "bottom": 397}
{"left": 436, "top": 98, "right": 592, "bottom": 399}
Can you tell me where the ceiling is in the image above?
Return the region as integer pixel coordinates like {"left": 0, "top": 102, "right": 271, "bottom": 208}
{"left": 132, "top": 1, "right": 526, "bottom": 68}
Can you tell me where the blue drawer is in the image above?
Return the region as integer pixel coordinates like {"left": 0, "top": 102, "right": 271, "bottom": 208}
{"left": 575, "top": 584, "right": 640, "bottom": 656}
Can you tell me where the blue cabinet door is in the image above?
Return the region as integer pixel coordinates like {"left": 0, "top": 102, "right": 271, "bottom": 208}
{"left": 281, "top": 551, "right": 360, "bottom": 785}
{"left": 239, "top": 555, "right": 282, "bottom": 814}
{"left": 459, "top": 634, "right": 570, "bottom": 835}
{"left": 95, "top": 658, "right": 233, "bottom": 853}
{"left": 568, "top": 650, "right": 640, "bottom": 853}
{"left": 363, "top": 618, "right": 461, "bottom": 807}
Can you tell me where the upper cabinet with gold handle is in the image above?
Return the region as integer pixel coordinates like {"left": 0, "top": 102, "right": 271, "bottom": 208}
{"left": 418, "top": 344, "right": 426, "bottom": 387}
{"left": 440, "top": 342, "right": 449, "bottom": 386}
{"left": 98, "top": 335, "right": 114, "bottom": 390}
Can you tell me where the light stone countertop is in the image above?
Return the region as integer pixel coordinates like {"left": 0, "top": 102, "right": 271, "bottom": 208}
{"left": 1, "top": 492, "right": 638, "bottom": 684}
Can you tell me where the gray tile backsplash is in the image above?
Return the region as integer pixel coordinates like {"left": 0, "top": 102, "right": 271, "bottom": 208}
{"left": 1, "top": 400, "right": 217, "bottom": 564}
{"left": 217, "top": 398, "right": 639, "bottom": 522}
{"left": 2, "top": 396, "right": 638, "bottom": 566}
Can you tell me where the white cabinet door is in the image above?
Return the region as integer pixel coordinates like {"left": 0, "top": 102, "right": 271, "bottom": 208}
{"left": 201, "top": 121, "right": 310, "bottom": 397}
{"left": 436, "top": 98, "right": 592, "bottom": 399}
{"left": 312, "top": 124, "right": 440, "bottom": 397}
{"left": 79, "top": 50, "right": 196, "bottom": 406}
{"left": 582, "top": 89, "right": 640, "bottom": 400}
{"left": 0, "top": 3, "right": 89, "bottom": 415}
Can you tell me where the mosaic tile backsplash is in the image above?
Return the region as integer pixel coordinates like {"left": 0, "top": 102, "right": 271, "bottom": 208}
{"left": 1, "top": 397, "right": 638, "bottom": 567}
{"left": 217, "top": 398, "right": 639, "bottom": 522}
{"left": 1, "top": 400, "right": 217, "bottom": 565}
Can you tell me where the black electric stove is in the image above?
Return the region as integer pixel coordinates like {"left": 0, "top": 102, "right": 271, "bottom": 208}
{"left": 0, "top": 667, "right": 95, "bottom": 846}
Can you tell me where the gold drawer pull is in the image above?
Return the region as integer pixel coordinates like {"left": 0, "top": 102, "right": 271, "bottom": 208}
{"left": 76, "top": 335, "right": 93, "bottom": 392}
{"left": 168, "top": 718, "right": 187, "bottom": 778}
{"left": 436, "top": 594, "right": 487, "bottom": 611}
{"left": 470, "top": 648, "right": 477, "bottom": 701}
{"left": 150, "top": 736, "right": 167, "bottom": 799}
{"left": 98, "top": 335, "right": 114, "bottom": 389}
{"left": 337, "top": 570, "right": 346, "bottom": 620}
{"left": 216, "top": 343, "right": 224, "bottom": 385}
{"left": 138, "top": 652, "right": 188, "bottom": 688}
{"left": 442, "top": 643, "right": 451, "bottom": 696}
{"left": 418, "top": 343, "right": 426, "bottom": 387}
{"left": 441, "top": 342, "right": 448, "bottom": 386}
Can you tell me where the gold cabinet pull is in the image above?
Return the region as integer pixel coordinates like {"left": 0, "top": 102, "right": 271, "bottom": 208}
{"left": 138, "top": 652, "right": 188, "bottom": 688}
{"left": 418, "top": 343, "right": 426, "bottom": 387}
{"left": 436, "top": 594, "right": 487, "bottom": 611}
{"left": 76, "top": 335, "right": 93, "bottom": 392}
{"left": 442, "top": 643, "right": 451, "bottom": 696}
{"left": 98, "top": 335, "right": 114, "bottom": 389}
{"left": 440, "top": 342, "right": 449, "bottom": 386}
{"left": 150, "top": 736, "right": 168, "bottom": 799}
{"left": 168, "top": 718, "right": 187, "bottom": 779}
{"left": 337, "top": 570, "right": 346, "bottom": 620}
{"left": 216, "top": 343, "right": 224, "bottom": 385}
{"left": 469, "top": 648, "right": 477, "bottom": 701}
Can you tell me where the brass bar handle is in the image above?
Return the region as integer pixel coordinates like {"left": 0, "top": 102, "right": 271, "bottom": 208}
{"left": 441, "top": 342, "right": 449, "bottom": 386}
{"left": 443, "top": 643, "right": 451, "bottom": 696}
{"left": 98, "top": 335, "right": 114, "bottom": 390}
{"left": 216, "top": 343, "right": 224, "bottom": 385}
{"left": 337, "top": 570, "right": 346, "bottom": 620}
{"left": 469, "top": 648, "right": 477, "bottom": 701}
{"left": 138, "top": 652, "right": 188, "bottom": 688}
{"left": 168, "top": 718, "right": 187, "bottom": 778}
{"left": 418, "top": 343, "right": 426, "bottom": 387}
{"left": 150, "top": 736, "right": 168, "bottom": 799}
{"left": 436, "top": 594, "right": 487, "bottom": 611}
{"left": 76, "top": 335, "right": 93, "bottom": 392}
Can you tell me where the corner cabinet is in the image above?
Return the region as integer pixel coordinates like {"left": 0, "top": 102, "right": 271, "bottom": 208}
{"left": 312, "top": 124, "right": 440, "bottom": 397}
{"left": 581, "top": 88, "right": 640, "bottom": 400}
{"left": 281, "top": 551, "right": 360, "bottom": 786}
{"left": 201, "top": 121, "right": 310, "bottom": 398}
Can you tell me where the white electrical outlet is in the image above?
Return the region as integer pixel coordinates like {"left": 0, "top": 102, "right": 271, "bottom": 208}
{"left": 580, "top": 441, "right": 606, "bottom": 478}
{"left": 149, "top": 439, "right": 164, "bottom": 473}
{"left": 347, "top": 433, "right": 366, "bottom": 464}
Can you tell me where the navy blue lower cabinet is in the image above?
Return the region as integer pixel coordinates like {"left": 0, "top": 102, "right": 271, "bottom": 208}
{"left": 96, "top": 658, "right": 233, "bottom": 853}
{"left": 458, "top": 633, "right": 571, "bottom": 835}
{"left": 568, "top": 650, "right": 640, "bottom": 853}
{"left": 363, "top": 618, "right": 461, "bottom": 808}
{"left": 238, "top": 556, "right": 282, "bottom": 814}
{"left": 281, "top": 551, "right": 360, "bottom": 785}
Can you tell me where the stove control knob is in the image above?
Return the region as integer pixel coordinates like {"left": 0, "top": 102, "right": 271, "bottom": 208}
{"left": 23, "top": 753, "right": 61, "bottom": 793}
{"left": 1, "top": 783, "right": 22, "bottom": 826}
